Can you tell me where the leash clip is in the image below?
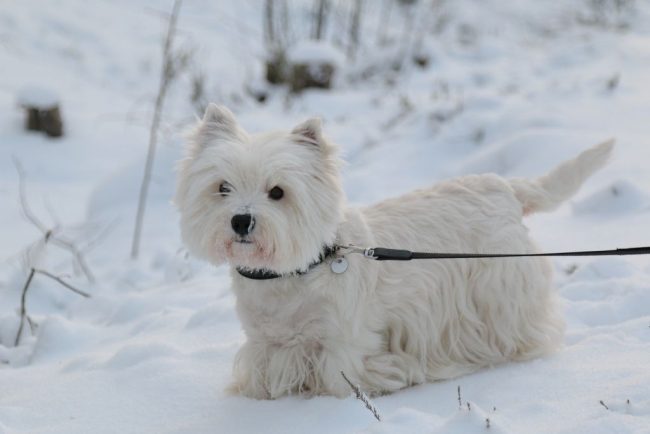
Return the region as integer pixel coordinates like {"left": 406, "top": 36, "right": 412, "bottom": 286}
{"left": 335, "top": 245, "right": 378, "bottom": 259}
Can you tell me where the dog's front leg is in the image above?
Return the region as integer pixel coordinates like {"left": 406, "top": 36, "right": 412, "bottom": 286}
{"left": 229, "top": 340, "right": 273, "bottom": 399}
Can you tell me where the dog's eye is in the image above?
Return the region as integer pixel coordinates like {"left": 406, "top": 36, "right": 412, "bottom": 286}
{"left": 268, "top": 186, "right": 284, "bottom": 200}
{"left": 218, "top": 182, "right": 231, "bottom": 196}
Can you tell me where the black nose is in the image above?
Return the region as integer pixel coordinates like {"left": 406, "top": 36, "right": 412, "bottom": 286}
{"left": 231, "top": 214, "right": 254, "bottom": 236}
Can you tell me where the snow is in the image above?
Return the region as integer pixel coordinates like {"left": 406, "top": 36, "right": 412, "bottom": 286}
{"left": 15, "top": 85, "right": 60, "bottom": 110}
{"left": 572, "top": 179, "right": 650, "bottom": 216}
{"left": 1, "top": 1, "right": 650, "bottom": 433}
{"left": 287, "top": 40, "right": 345, "bottom": 66}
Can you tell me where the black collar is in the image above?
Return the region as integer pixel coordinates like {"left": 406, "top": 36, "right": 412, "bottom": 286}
{"left": 236, "top": 245, "right": 337, "bottom": 280}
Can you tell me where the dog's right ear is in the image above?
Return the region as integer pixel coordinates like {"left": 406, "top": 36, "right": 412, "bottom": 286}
{"left": 187, "top": 103, "right": 246, "bottom": 156}
{"left": 187, "top": 104, "right": 243, "bottom": 155}
{"left": 201, "top": 103, "right": 239, "bottom": 136}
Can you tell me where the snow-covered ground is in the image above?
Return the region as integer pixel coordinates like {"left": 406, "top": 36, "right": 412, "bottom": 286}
{"left": 1, "top": 1, "right": 649, "bottom": 433}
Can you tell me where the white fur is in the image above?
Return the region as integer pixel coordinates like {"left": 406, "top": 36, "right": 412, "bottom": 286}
{"left": 175, "top": 104, "right": 613, "bottom": 399}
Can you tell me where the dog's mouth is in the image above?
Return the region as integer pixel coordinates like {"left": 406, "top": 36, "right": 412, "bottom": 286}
{"left": 225, "top": 237, "right": 274, "bottom": 270}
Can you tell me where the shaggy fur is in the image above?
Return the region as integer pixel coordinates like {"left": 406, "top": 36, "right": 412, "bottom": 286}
{"left": 175, "top": 104, "right": 614, "bottom": 399}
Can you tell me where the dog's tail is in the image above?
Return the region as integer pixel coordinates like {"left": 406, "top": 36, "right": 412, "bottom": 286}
{"left": 509, "top": 139, "right": 615, "bottom": 215}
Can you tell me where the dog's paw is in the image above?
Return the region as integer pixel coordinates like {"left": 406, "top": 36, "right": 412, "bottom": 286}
{"left": 363, "top": 353, "right": 426, "bottom": 393}
{"left": 225, "top": 380, "right": 272, "bottom": 400}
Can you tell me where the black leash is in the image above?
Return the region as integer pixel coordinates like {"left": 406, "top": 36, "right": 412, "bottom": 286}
{"left": 236, "top": 245, "right": 650, "bottom": 280}
{"left": 346, "top": 246, "right": 650, "bottom": 261}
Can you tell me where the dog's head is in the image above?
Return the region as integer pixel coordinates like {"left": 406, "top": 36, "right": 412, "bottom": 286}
{"left": 175, "top": 104, "right": 344, "bottom": 274}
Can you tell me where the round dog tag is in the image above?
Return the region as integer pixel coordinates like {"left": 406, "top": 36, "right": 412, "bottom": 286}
{"left": 330, "top": 257, "right": 348, "bottom": 274}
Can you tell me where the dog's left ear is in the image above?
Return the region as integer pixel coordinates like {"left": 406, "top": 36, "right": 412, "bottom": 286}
{"left": 291, "top": 118, "right": 323, "bottom": 147}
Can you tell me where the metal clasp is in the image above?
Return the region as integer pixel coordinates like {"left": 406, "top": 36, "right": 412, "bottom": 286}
{"left": 334, "top": 245, "right": 377, "bottom": 259}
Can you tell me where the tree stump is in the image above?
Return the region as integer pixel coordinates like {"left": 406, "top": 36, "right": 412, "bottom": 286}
{"left": 286, "top": 40, "right": 343, "bottom": 93}
{"left": 17, "top": 86, "right": 64, "bottom": 138}
{"left": 265, "top": 50, "right": 288, "bottom": 85}
{"left": 290, "top": 63, "right": 336, "bottom": 92}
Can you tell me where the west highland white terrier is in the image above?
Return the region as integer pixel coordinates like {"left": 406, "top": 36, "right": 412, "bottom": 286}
{"left": 175, "top": 104, "right": 613, "bottom": 399}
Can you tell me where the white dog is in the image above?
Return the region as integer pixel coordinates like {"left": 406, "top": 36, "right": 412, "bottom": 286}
{"left": 175, "top": 104, "right": 613, "bottom": 399}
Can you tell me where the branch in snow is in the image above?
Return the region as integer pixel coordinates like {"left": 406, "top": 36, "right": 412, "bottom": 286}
{"left": 340, "top": 371, "right": 381, "bottom": 422}
{"left": 11, "top": 160, "right": 95, "bottom": 347}
{"left": 14, "top": 268, "right": 36, "bottom": 347}
{"left": 131, "top": 0, "right": 186, "bottom": 259}
{"left": 14, "top": 268, "right": 90, "bottom": 346}
{"left": 33, "top": 269, "right": 91, "bottom": 298}
{"left": 13, "top": 157, "right": 49, "bottom": 234}
{"left": 13, "top": 158, "right": 97, "bottom": 283}
{"left": 347, "top": 0, "right": 363, "bottom": 60}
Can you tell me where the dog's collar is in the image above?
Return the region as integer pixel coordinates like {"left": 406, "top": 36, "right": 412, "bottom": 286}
{"left": 236, "top": 245, "right": 337, "bottom": 280}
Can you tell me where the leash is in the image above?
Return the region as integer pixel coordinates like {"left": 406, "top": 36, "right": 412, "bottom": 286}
{"left": 236, "top": 245, "right": 650, "bottom": 281}
{"left": 338, "top": 245, "right": 650, "bottom": 261}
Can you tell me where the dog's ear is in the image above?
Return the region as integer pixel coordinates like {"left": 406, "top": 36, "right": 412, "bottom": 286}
{"left": 201, "top": 103, "right": 239, "bottom": 135}
{"left": 187, "top": 104, "right": 244, "bottom": 154}
{"left": 291, "top": 118, "right": 323, "bottom": 147}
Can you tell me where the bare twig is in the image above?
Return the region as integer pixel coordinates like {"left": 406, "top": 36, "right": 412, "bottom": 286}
{"left": 14, "top": 268, "right": 36, "bottom": 346}
{"left": 347, "top": 0, "right": 363, "bottom": 60}
{"left": 279, "top": 0, "right": 292, "bottom": 48}
{"left": 313, "top": 0, "right": 329, "bottom": 40}
{"left": 457, "top": 385, "right": 462, "bottom": 409}
{"left": 26, "top": 315, "right": 37, "bottom": 334}
{"left": 80, "top": 219, "right": 119, "bottom": 254}
{"left": 13, "top": 157, "right": 48, "bottom": 233}
{"left": 376, "top": 0, "right": 393, "bottom": 45}
{"left": 264, "top": 0, "right": 276, "bottom": 48}
{"left": 34, "top": 269, "right": 91, "bottom": 298}
{"left": 13, "top": 158, "right": 96, "bottom": 283}
{"left": 397, "top": 0, "right": 417, "bottom": 69}
{"left": 44, "top": 197, "right": 62, "bottom": 228}
{"left": 411, "top": 0, "right": 436, "bottom": 63}
{"left": 340, "top": 371, "right": 381, "bottom": 422}
{"left": 11, "top": 160, "right": 96, "bottom": 347}
{"left": 14, "top": 268, "right": 90, "bottom": 346}
{"left": 51, "top": 237, "right": 95, "bottom": 283}
{"left": 599, "top": 400, "right": 609, "bottom": 410}
{"left": 131, "top": 0, "right": 184, "bottom": 259}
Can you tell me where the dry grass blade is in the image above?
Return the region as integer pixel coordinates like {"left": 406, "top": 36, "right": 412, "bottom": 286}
{"left": 340, "top": 371, "right": 381, "bottom": 422}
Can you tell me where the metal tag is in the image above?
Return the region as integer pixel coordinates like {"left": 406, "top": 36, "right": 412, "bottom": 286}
{"left": 330, "top": 257, "right": 348, "bottom": 274}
